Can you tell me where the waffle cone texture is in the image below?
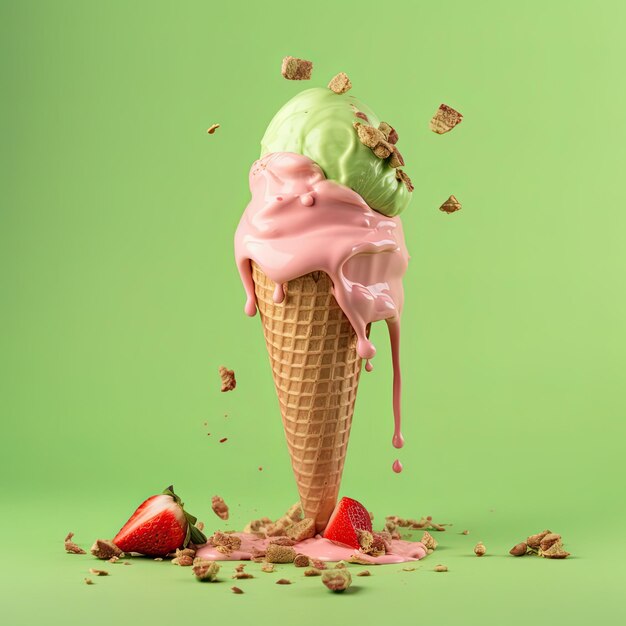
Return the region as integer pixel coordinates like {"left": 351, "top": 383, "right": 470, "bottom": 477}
{"left": 251, "top": 262, "right": 364, "bottom": 533}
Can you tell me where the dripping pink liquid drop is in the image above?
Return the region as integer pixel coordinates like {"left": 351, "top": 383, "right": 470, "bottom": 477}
{"left": 392, "top": 459, "right": 403, "bottom": 473}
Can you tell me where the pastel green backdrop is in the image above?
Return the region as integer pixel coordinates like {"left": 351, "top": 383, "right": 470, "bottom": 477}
{"left": 1, "top": 0, "right": 624, "bottom": 624}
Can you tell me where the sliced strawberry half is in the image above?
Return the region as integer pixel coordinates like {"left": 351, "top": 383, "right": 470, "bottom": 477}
{"left": 323, "top": 496, "right": 372, "bottom": 549}
{"left": 113, "top": 486, "right": 206, "bottom": 556}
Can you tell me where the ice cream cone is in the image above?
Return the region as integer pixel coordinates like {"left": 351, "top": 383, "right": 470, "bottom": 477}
{"left": 251, "top": 261, "right": 364, "bottom": 533}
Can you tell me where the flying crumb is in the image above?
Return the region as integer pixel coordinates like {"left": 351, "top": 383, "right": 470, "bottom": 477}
{"left": 207, "top": 124, "right": 220, "bottom": 135}
{"left": 439, "top": 195, "right": 462, "bottom": 214}
{"left": 430, "top": 104, "right": 463, "bottom": 134}
{"left": 212, "top": 496, "right": 230, "bottom": 521}
{"left": 219, "top": 366, "right": 236, "bottom": 392}
{"left": 219, "top": 438, "right": 228, "bottom": 443}
{"left": 281, "top": 56, "right": 313, "bottom": 80}
{"left": 328, "top": 72, "right": 352, "bottom": 94}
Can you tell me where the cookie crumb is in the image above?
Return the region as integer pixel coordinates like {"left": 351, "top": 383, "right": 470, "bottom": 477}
{"left": 281, "top": 56, "right": 313, "bottom": 80}
{"left": 310, "top": 559, "right": 327, "bottom": 570}
{"left": 219, "top": 366, "right": 236, "bottom": 392}
{"left": 434, "top": 564, "right": 448, "bottom": 572}
{"left": 108, "top": 556, "right": 119, "bottom": 563}
{"left": 509, "top": 542, "right": 528, "bottom": 557}
{"left": 527, "top": 530, "right": 551, "bottom": 550}
{"left": 276, "top": 578, "right": 292, "bottom": 585}
{"left": 328, "top": 72, "right": 352, "bottom": 94}
{"left": 304, "top": 568, "right": 322, "bottom": 576}
{"left": 261, "top": 563, "right": 275, "bottom": 573}
{"left": 211, "top": 531, "right": 241, "bottom": 555}
{"left": 90, "top": 539, "right": 123, "bottom": 560}
{"left": 474, "top": 542, "right": 487, "bottom": 557}
{"left": 322, "top": 568, "right": 352, "bottom": 592}
{"left": 88, "top": 568, "right": 109, "bottom": 576}
{"left": 356, "top": 570, "right": 371, "bottom": 576}
{"left": 195, "top": 521, "right": 205, "bottom": 532}
{"left": 430, "top": 104, "right": 463, "bottom": 134}
{"left": 462, "top": 530, "right": 470, "bottom": 535}
{"left": 420, "top": 531, "right": 438, "bottom": 551}
{"left": 64, "top": 532, "right": 86, "bottom": 555}
{"left": 395, "top": 169, "right": 414, "bottom": 192}
{"left": 293, "top": 554, "right": 310, "bottom": 568}
{"left": 84, "top": 577, "right": 94, "bottom": 585}
{"left": 402, "top": 567, "right": 416, "bottom": 572}
{"left": 193, "top": 558, "right": 220, "bottom": 581}
{"left": 231, "top": 586, "right": 244, "bottom": 594}
{"left": 286, "top": 517, "right": 315, "bottom": 542}
{"left": 212, "top": 496, "right": 230, "bottom": 521}
{"left": 266, "top": 543, "right": 296, "bottom": 564}
{"left": 154, "top": 557, "right": 163, "bottom": 561}
{"left": 439, "top": 195, "right": 462, "bottom": 214}
{"left": 207, "top": 124, "right": 220, "bottom": 135}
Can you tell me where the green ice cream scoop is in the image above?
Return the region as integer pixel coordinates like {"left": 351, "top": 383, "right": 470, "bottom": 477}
{"left": 260, "top": 87, "right": 411, "bottom": 217}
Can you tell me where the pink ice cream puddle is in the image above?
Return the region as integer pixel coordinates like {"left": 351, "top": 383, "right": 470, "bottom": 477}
{"left": 195, "top": 533, "right": 427, "bottom": 564}
{"left": 235, "top": 153, "right": 409, "bottom": 463}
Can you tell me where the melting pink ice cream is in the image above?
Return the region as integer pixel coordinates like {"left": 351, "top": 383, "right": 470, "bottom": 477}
{"left": 235, "top": 153, "right": 409, "bottom": 462}
{"left": 195, "top": 533, "right": 427, "bottom": 564}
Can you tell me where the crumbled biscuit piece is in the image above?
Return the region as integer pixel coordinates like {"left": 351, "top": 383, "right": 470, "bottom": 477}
{"left": 195, "top": 521, "right": 205, "bottom": 532}
{"left": 231, "top": 586, "right": 244, "bottom": 594}
{"left": 212, "top": 495, "right": 230, "bottom": 521}
{"left": 357, "top": 570, "right": 371, "bottom": 576}
{"left": 348, "top": 553, "right": 372, "bottom": 565}
{"left": 388, "top": 147, "right": 405, "bottom": 168}
{"left": 266, "top": 543, "right": 296, "bottom": 564}
{"left": 84, "top": 577, "right": 94, "bottom": 585}
{"left": 154, "top": 557, "right": 163, "bottom": 561}
{"left": 402, "top": 567, "right": 416, "bottom": 572}
{"left": 372, "top": 141, "right": 394, "bottom": 159}
{"left": 335, "top": 561, "right": 348, "bottom": 569}
{"left": 123, "top": 561, "right": 132, "bottom": 565}
{"left": 219, "top": 438, "right": 228, "bottom": 443}
{"left": 539, "top": 533, "right": 562, "bottom": 552}
{"left": 88, "top": 568, "right": 109, "bottom": 576}
{"left": 354, "top": 122, "right": 385, "bottom": 149}
{"left": 285, "top": 503, "right": 303, "bottom": 521}
{"left": 261, "top": 563, "right": 275, "bottom": 573}
{"left": 192, "top": 558, "right": 220, "bottom": 581}
{"left": 276, "top": 578, "right": 292, "bottom": 585}
{"left": 425, "top": 516, "right": 447, "bottom": 531}
{"left": 474, "top": 542, "right": 487, "bottom": 557}
{"left": 310, "top": 559, "right": 327, "bottom": 570}
{"left": 207, "top": 124, "right": 220, "bottom": 135}
{"left": 294, "top": 554, "right": 310, "bottom": 568}
{"left": 211, "top": 531, "right": 241, "bottom": 554}
{"left": 527, "top": 530, "right": 551, "bottom": 550}
{"left": 540, "top": 543, "right": 570, "bottom": 559}
{"left": 108, "top": 556, "right": 119, "bottom": 563}
{"left": 357, "top": 529, "right": 373, "bottom": 552}
{"left": 286, "top": 517, "right": 315, "bottom": 542}
{"left": 510, "top": 542, "right": 528, "bottom": 556}
{"left": 304, "top": 568, "right": 322, "bottom": 576}
{"left": 395, "top": 169, "right": 414, "bottom": 192}
{"left": 430, "top": 104, "right": 463, "bottom": 134}
{"left": 462, "top": 530, "right": 470, "bottom": 535}
{"left": 233, "top": 571, "right": 254, "bottom": 579}
{"left": 322, "top": 568, "right": 352, "bottom": 592}
{"left": 172, "top": 553, "right": 194, "bottom": 567}
{"left": 90, "top": 539, "right": 123, "bottom": 560}
{"left": 328, "top": 72, "right": 352, "bottom": 94}
{"left": 421, "top": 531, "right": 438, "bottom": 551}
{"left": 268, "top": 536, "right": 296, "bottom": 546}
{"left": 219, "top": 366, "right": 236, "bottom": 392}
{"left": 64, "top": 532, "right": 86, "bottom": 555}
{"left": 281, "top": 56, "right": 313, "bottom": 80}
{"left": 439, "top": 195, "right": 461, "bottom": 214}
{"left": 434, "top": 564, "right": 448, "bottom": 572}
{"left": 378, "top": 122, "right": 399, "bottom": 145}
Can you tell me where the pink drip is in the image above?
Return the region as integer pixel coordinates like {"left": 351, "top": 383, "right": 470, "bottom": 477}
{"left": 365, "top": 359, "right": 373, "bottom": 372}
{"left": 388, "top": 319, "right": 404, "bottom": 449}
{"left": 392, "top": 459, "right": 403, "bottom": 473}
{"left": 273, "top": 282, "right": 285, "bottom": 303}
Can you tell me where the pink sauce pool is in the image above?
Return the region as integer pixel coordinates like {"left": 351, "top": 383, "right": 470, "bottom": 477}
{"left": 195, "top": 532, "right": 427, "bottom": 564}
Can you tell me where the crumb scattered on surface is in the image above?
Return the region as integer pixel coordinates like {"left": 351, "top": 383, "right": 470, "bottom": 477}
{"left": 88, "top": 568, "right": 108, "bottom": 576}
{"left": 420, "top": 531, "right": 438, "bottom": 551}
{"left": 294, "top": 554, "right": 310, "bottom": 568}
{"left": 474, "top": 542, "right": 487, "bottom": 557}
{"left": 328, "top": 72, "right": 352, "bottom": 94}
{"left": 304, "top": 568, "right": 322, "bottom": 576}
{"left": 281, "top": 56, "right": 313, "bottom": 80}
{"left": 527, "top": 530, "right": 551, "bottom": 550}
{"left": 154, "top": 557, "right": 163, "bottom": 561}
{"left": 402, "top": 567, "right": 416, "bottom": 572}
{"left": 510, "top": 542, "right": 528, "bottom": 556}
{"left": 193, "top": 558, "right": 220, "bottom": 582}
{"left": 430, "top": 104, "right": 463, "bottom": 134}
{"left": 276, "top": 578, "right": 292, "bottom": 585}
{"left": 286, "top": 518, "right": 315, "bottom": 542}
{"left": 64, "top": 532, "right": 86, "bottom": 555}
{"left": 357, "top": 570, "right": 371, "bottom": 576}
{"left": 322, "top": 568, "right": 352, "bottom": 592}
{"left": 266, "top": 543, "right": 296, "bottom": 564}
{"left": 434, "top": 565, "right": 448, "bottom": 572}
{"left": 90, "top": 539, "right": 123, "bottom": 560}
{"left": 439, "top": 195, "right": 462, "bottom": 214}
{"left": 212, "top": 496, "right": 230, "bottom": 521}
{"left": 207, "top": 124, "right": 220, "bottom": 134}
{"left": 84, "top": 577, "right": 94, "bottom": 585}
{"left": 261, "top": 563, "right": 275, "bottom": 573}
{"left": 211, "top": 531, "right": 241, "bottom": 555}
{"left": 462, "top": 530, "right": 470, "bottom": 535}
{"left": 172, "top": 547, "right": 196, "bottom": 566}
{"left": 219, "top": 366, "right": 236, "bottom": 392}
{"left": 231, "top": 586, "right": 244, "bottom": 594}
{"left": 108, "top": 556, "right": 119, "bottom": 563}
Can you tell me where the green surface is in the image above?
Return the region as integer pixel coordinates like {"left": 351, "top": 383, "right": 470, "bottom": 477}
{"left": 1, "top": 0, "right": 625, "bottom": 624}
{"left": 261, "top": 87, "right": 411, "bottom": 216}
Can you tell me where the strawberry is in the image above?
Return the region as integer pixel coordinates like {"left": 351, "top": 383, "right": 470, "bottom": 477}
{"left": 113, "top": 486, "right": 207, "bottom": 556}
{"left": 323, "top": 496, "right": 372, "bottom": 549}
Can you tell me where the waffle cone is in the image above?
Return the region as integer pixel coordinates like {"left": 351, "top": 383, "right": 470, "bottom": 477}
{"left": 251, "top": 261, "right": 363, "bottom": 533}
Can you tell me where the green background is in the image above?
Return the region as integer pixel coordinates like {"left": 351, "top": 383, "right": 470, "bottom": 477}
{"left": 1, "top": 0, "right": 624, "bottom": 624}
